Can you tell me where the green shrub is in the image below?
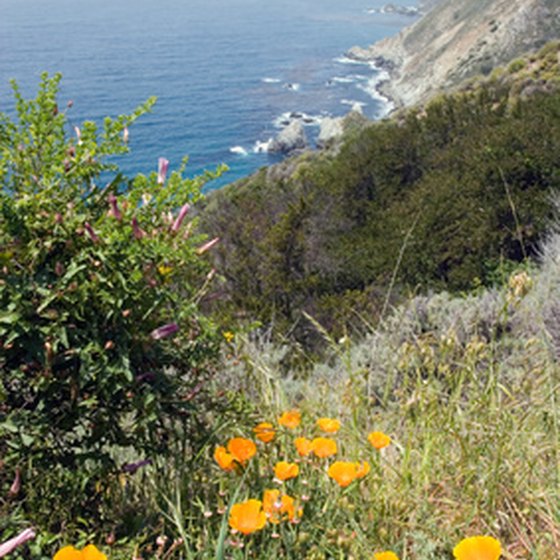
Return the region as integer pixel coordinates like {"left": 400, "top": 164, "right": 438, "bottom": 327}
{"left": 0, "top": 74, "right": 223, "bottom": 528}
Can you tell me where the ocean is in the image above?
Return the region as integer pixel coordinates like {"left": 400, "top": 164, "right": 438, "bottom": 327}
{"left": 0, "top": 0, "right": 418, "bottom": 190}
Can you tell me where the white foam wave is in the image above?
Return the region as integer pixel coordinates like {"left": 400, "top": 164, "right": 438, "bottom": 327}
{"left": 283, "top": 82, "right": 301, "bottom": 91}
{"left": 332, "top": 76, "right": 355, "bottom": 84}
{"left": 230, "top": 146, "right": 248, "bottom": 156}
{"left": 253, "top": 139, "right": 273, "bottom": 153}
{"left": 341, "top": 99, "right": 367, "bottom": 108}
{"left": 334, "top": 55, "right": 370, "bottom": 66}
{"left": 357, "top": 68, "right": 394, "bottom": 117}
{"left": 273, "top": 111, "right": 326, "bottom": 129}
{"left": 262, "top": 77, "right": 281, "bottom": 83}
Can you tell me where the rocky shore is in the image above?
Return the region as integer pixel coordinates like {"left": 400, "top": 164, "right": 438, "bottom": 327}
{"left": 349, "top": 0, "right": 560, "bottom": 110}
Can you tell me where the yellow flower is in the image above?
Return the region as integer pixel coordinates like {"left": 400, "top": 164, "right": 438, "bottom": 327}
{"left": 453, "top": 536, "right": 502, "bottom": 560}
{"left": 316, "top": 417, "right": 341, "bottom": 433}
{"left": 373, "top": 552, "right": 400, "bottom": 560}
{"left": 274, "top": 461, "right": 299, "bottom": 481}
{"left": 227, "top": 437, "right": 257, "bottom": 464}
{"left": 253, "top": 422, "right": 276, "bottom": 443}
{"left": 278, "top": 410, "right": 301, "bottom": 429}
{"left": 53, "top": 545, "right": 107, "bottom": 560}
{"left": 294, "top": 436, "right": 313, "bottom": 457}
{"left": 368, "top": 431, "right": 391, "bottom": 450}
{"left": 229, "top": 499, "right": 267, "bottom": 535}
{"left": 311, "top": 437, "right": 337, "bottom": 458}
{"left": 355, "top": 460, "right": 371, "bottom": 479}
{"left": 328, "top": 461, "right": 357, "bottom": 487}
{"left": 222, "top": 330, "right": 235, "bottom": 343}
{"left": 214, "top": 446, "right": 235, "bottom": 471}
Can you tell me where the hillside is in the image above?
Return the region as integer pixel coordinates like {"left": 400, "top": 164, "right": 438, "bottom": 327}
{"left": 348, "top": 0, "right": 560, "bottom": 108}
{"left": 199, "top": 42, "right": 560, "bottom": 347}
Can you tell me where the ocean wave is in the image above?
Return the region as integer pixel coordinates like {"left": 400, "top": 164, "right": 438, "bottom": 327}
{"left": 229, "top": 146, "right": 248, "bottom": 156}
{"left": 331, "top": 76, "right": 356, "bottom": 84}
{"left": 273, "top": 111, "right": 326, "bottom": 129}
{"left": 283, "top": 82, "right": 301, "bottom": 91}
{"left": 341, "top": 99, "right": 367, "bottom": 108}
{"left": 356, "top": 69, "right": 394, "bottom": 117}
{"left": 253, "top": 139, "right": 273, "bottom": 153}
{"left": 262, "top": 77, "right": 281, "bottom": 83}
{"left": 334, "top": 55, "right": 371, "bottom": 66}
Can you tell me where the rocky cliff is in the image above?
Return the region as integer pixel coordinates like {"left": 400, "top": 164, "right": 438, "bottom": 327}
{"left": 349, "top": 0, "right": 560, "bottom": 108}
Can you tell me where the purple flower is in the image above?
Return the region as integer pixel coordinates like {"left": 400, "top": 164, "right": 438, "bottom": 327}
{"left": 150, "top": 322, "right": 179, "bottom": 340}
{"left": 132, "top": 217, "right": 146, "bottom": 239}
{"left": 196, "top": 237, "right": 220, "bottom": 255}
{"left": 108, "top": 193, "right": 122, "bottom": 221}
{"left": 0, "top": 528, "right": 36, "bottom": 558}
{"left": 122, "top": 458, "right": 152, "bottom": 474}
{"left": 84, "top": 222, "right": 99, "bottom": 243}
{"left": 157, "top": 157, "right": 169, "bottom": 185}
{"left": 171, "top": 203, "right": 190, "bottom": 232}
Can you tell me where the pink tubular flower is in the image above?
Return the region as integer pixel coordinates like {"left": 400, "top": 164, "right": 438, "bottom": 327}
{"left": 132, "top": 217, "right": 146, "bottom": 239}
{"left": 84, "top": 222, "right": 99, "bottom": 243}
{"left": 171, "top": 203, "right": 190, "bottom": 232}
{"left": 150, "top": 322, "right": 179, "bottom": 340}
{"left": 108, "top": 193, "right": 122, "bottom": 221}
{"left": 157, "top": 157, "right": 169, "bottom": 185}
{"left": 196, "top": 237, "right": 220, "bottom": 255}
{"left": 0, "top": 528, "right": 36, "bottom": 558}
{"left": 123, "top": 127, "right": 129, "bottom": 143}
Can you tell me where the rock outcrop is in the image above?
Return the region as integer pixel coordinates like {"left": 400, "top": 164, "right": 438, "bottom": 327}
{"left": 349, "top": 0, "right": 560, "bottom": 108}
{"left": 269, "top": 121, "right": 308, "bottom": 154}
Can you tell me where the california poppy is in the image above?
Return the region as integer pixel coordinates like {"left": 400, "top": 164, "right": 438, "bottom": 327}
{"left": 227, "top": 437, "right": 257, "bottom": 464}
{"left": 229, "top": 499, "right": 267, "bottom": 535}
{"left": 274, "top": 461, "right": 299, "bottom": 481}
{"left": 328, "top": 461, "right": 357, "bottom": 487}
{"left": 214, "top": 446, "right": 235, "bottom": 471}
{"left": 316, "top": 417, "right": 341, "bottom": 433}
{"left": 453, "top": 536, "right": 502, "bottom": 560}
{"left": 253, "top": 422, "right": 276, "bottom": 443}
{"left": 311, "top": 437, "right": 337, "bottom": 458}
{"left": 53, "top": 544, "right": 107, "bottom": 560}
{"left": 294, "top": 437, "right": 313, "bottom": 457}
{"left": 373, "top": 552, "right": 399, "bottom": 560}
{"left": 368, "top": 431, "right": 391, "bottom": 450}
{"left": 278, "top": 410, "right": 301, "bottom": 429}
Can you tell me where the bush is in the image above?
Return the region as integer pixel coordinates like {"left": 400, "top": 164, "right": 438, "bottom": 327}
{"left": 0, "top": 74, "right": 224, "bottom": 528}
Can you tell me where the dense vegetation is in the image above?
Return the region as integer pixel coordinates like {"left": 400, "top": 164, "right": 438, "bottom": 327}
{"left": 0, "top": 74, "right": 226, "bottom": 534}
{"left": 200, "top": 42, "right": 560, "bottom": 345}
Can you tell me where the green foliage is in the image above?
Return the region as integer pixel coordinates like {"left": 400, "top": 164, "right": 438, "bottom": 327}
{"left": 0, "top": 74, "right": 223, "bottom": 529}
{"left": 200, "top": 45, "right": 560, "bottom": 346}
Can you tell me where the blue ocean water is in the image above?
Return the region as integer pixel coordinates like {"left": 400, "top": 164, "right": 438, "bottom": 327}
{"left": 0, "top": 0, "right": 418, "bottom": 190}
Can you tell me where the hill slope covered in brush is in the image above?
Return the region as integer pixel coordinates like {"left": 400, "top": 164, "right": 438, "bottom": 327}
{"left": 200, "top": 43, "right": 560, "bottom": 343}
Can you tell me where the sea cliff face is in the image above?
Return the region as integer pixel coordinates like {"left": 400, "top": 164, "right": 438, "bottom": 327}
{"left": 349, "top": 0, "right": 560, "bottom": 108}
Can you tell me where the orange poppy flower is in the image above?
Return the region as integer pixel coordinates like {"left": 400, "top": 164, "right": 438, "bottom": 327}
{"left": 214, "top": 446, "right": 235, "bottom": 471}
{"left": 278, "top": 410, "right": 301, "bottom": 429}
{"left": 328, "top": 461, "right": 357, "bottom": 487}
{"left": 355, "top": 460, "right": 371, "bottom": 479}
{"left": 262, "top": 490, "right": 302, "bottom": 523}
{"left": 253, "top": 422, "right": 276, "bottom": 443}
{"left": 53, "top": 545, "right": 107, "bottom": 560}
{"left": 368, "top": 431, "right": 391, "bottom": 450}
{"left": 227, "top": 437, "right": 257, "bottom": 464}
{"left": 453, "top": 536, "right": 502, "bottom": 560}
{"left": 294, "top": 437, "right": 313, "bottom": 457}
{"left": 311, "top": 437, "right": 337, "bottom": 458}
{"left": 373, "top": 552, "right": 400, "bottom": 560}
{"left": 316, "top": 417, "right": 341, "bottom": 433}
{"left": 229, "top": 499, "right": 267, "bottom": 535}
{"left": 274, "top": 461, "right": 299, "bottom": 481}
